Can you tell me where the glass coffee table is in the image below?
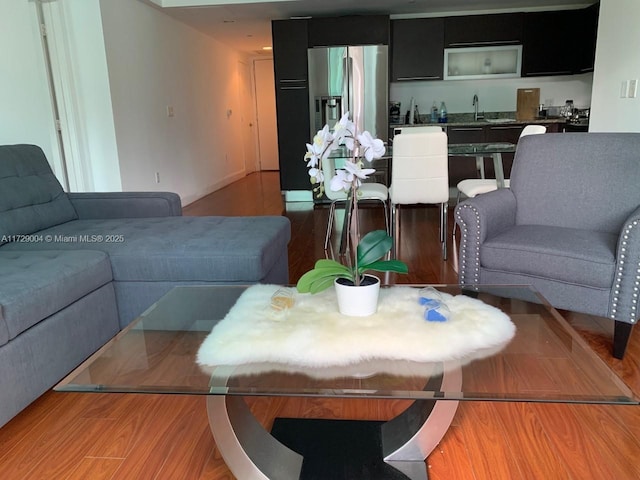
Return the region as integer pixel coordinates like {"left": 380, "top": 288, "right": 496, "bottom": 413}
{"left": 56, "top": 285, "right": 638, "bottom": 480}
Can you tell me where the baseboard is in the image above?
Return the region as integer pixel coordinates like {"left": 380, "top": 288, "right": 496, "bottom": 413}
{"left": 182, "top": 170, "right": 246, "bottom": 206}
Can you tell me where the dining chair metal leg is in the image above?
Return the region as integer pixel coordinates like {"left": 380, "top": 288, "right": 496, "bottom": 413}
{"left": 382, "top": 200, "right": 390, "bottom": 236}
{"left": 441, "top": 202, "right": 448, "bottom": 261}
{"left": 324, "top": 201, "right": 338, "bottom": 250}
{"left": 391, "top": 203, "right": 399, "bottom": 259}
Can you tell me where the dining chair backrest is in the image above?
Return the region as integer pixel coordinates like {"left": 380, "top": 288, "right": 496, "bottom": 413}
{"left": 396, "top": 125, "right": 444, "bottom": 134}
{"left": 390, "top": 131, "right": 448, "bottom": 205}
{"left": 519, "top": 124, "right": 547, "bottom": 138}
{"left": 322, "top": 156, "right": 348, "bottom": 201}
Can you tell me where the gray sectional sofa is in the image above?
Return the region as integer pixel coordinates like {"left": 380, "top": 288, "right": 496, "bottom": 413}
{"left": 0, "top": 144, "right": 291, "bottom": 427}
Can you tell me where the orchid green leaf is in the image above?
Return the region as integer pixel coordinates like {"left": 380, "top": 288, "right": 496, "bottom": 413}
{"left": 296, "top": 262, "right": 352, "bottom": 293}
{"left": 357, "top": 230, "right": 393, "bottom": 267}
{"left": 362, "top": 259, "right": 409, "bottom": 274}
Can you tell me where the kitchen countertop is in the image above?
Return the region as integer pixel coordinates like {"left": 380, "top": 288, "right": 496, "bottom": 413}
{"left": 391, "top": 112, "right": 568, "bottom": 128}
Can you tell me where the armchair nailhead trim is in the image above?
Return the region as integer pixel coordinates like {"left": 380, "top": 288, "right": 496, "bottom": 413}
{"left": 456, "top": 204, "right": 481, "bottom": 285}
{"left": 610, "top": 219, "right": 640, "bottom": 324}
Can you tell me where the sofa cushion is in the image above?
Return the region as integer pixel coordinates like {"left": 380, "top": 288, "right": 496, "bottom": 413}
{"left": 0, "top": 145, "right": 78, "bottom": 246}
{"left": 3, "top": 216, "right": 291, "bottom": 282}
{"left": 481, "top": 225, "right": 617, "bottom": 289}
{"left": 0, "top": 250, "right": 113, "bottom": 344}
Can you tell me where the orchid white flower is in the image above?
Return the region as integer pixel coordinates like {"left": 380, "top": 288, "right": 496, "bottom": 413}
{"left": 344, "top": 160, "right": 375, "bottom": 187}
{"left": 308, "top": 167, "right": 323, "bottom": 184}
{"left": 314, "top": 125, "right": 335, "bottom": 155}
{"left": 357, "top": 131, "right": 386, "bottom": 162}
{"left": 304, "top": 143, "right": 321, "bottom": 168}
{"left": 305, "top": 124, "right": 338, "bottom": 169}
{"left": 330, "top": 168, "right": 353, "bottom": 192}
{"left": 334, "top": 113, "right": 356, "bottom": 150}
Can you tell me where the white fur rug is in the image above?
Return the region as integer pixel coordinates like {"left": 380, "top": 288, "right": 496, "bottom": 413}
{"left": 196, "top": 284, "right": 515, "bottom": 368}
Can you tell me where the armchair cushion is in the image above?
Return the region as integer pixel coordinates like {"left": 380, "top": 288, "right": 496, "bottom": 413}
{"left": 481, "top": 225, "right": 616, "bottom": 288}
{"left": 0, "top": 145, "right": 77, "bottom": 245}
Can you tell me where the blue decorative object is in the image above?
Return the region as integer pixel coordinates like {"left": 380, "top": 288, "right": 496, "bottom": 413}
{"left": 418, "top": 292, "right": 450, "bottom": 322}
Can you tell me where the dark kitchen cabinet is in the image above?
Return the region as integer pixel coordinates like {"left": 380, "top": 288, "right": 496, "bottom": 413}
{"left": 574, "top": 3, "right": 599, "bottom": 73}
{"left": 522, "top": 10, "right": 576, "bottom": 77}
{"left": 447, "top": 126, "right": 486, "bottom": 186}
{"left": 272, "top": 19, "right": 312, "bottom": 191}
{"left": 484, "top": 124, "right": 524, "bottom": 178}
{"left": 274, "top": 86, "right": 310, "bottom": 190}
{"left": 308, "top": 15, "right": 389, "bottom": 47}
{"left": 391, "top": 18, "right": 444, "bottom": 81}
{"left": 444, "top": 13, "right": 523, "bottom": 47}
{"left": 272, "top": 20, "right": 308, "bottom": 81}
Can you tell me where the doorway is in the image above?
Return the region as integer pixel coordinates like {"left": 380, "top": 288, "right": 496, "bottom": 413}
{"left": 253, "top": 58, "right": 279, "bottom": 171}
{"left": 238, "top": 59, "right": 258, "bottom": 174}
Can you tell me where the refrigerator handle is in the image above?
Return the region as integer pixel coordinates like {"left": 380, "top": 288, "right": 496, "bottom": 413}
{"left": 342, "top": 55, "right": 349, "bottom": 118}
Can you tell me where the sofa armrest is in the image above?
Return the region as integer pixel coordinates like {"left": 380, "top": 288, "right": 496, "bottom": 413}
{"left": 68, "top": 192, "right": 182, "bottom": 219}
{"left": 454, "top": 188, "right": 517, "bottom": 285}
{"left": 610, "top": 205, "right": 640, "bottom": 323}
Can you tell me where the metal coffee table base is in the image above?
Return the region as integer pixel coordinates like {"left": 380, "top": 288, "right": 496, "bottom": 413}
{"left": 207, "top": 366, "right": 462, "bottom": 480}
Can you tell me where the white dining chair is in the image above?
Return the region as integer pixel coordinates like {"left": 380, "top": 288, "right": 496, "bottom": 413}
{"left": 322, "top": 156, "right": 389, "bottom": 250}
{"left": 455, "top": 124, "right": 547, "bottom": 204}
{"left": 389, "top": 130, "right": 449, "bottom": 260}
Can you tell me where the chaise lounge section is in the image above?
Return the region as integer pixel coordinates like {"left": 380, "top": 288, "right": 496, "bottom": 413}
{"left": 0, "top": 144, "right": 291, "bottom": 427}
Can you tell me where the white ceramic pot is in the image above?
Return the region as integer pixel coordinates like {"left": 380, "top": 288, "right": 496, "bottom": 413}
{"left": 334, "top": 274, "right": 381, "bottom": 317}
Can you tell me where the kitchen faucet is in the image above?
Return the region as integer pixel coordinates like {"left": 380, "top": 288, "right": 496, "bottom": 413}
{"left": 473, "top": 94, "right": 484, "bottom": 121}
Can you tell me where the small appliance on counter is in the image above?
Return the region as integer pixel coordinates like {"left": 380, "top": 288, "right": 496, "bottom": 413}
{"left": 389, "top": 101, "right": 401, "bottom": 124}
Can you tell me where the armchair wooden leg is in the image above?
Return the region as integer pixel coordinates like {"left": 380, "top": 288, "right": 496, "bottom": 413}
{"left": 613, "top": 320, "right": 634, "bottom": 359}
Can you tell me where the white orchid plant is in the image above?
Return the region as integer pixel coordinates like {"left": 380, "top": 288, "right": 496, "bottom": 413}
{"left": 297, "top": 113, "right": 408, "bottom": 293}
{"left": 304, "top": 113, "right": 386, "bottom": 199}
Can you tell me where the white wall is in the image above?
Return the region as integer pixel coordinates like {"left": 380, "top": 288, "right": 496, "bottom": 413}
{"left": 99, "top": 0, "right": 249, "bottom": 204}
{"left": 0, "top": 1, "right": 64, "bottom": 182}
{"left": 391, "top": 74, "right": 594, "bottom": 117}
{"left": 589, "top": 0, "right": 640, "bottom": 132}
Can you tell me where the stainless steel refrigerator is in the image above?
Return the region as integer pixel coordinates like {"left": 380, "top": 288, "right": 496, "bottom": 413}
{"left": 308, "top": 45, "right": 388, "bottom": 143}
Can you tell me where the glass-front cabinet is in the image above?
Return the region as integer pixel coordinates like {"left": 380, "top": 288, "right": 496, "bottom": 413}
{"left": 444, "top": 45, "right": 523, "bottom": 80}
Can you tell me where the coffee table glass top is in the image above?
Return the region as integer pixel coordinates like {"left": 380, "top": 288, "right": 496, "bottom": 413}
{"left": 56, "top": 285, "right": 638, "bottom": 405}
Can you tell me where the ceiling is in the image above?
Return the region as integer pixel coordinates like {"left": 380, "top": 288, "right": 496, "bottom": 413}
{"left": 146, "top": 0, "right": 594, "bottom": 55}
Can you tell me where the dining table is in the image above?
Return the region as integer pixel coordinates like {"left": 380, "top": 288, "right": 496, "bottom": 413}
{"left": 334, "top": 142, "right": 517, "bottom": 254}
{"left": 446, "top": 142, "right": 516, "bottom": 189}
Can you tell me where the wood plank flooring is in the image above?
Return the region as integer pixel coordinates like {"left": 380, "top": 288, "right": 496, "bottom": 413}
{"left": 1, "top": 171, "right": 638, "bottom": 479}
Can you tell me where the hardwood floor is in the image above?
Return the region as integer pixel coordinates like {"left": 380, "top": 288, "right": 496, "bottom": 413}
{"left": 1, "top": 171, "right": 638, "bottom": 479}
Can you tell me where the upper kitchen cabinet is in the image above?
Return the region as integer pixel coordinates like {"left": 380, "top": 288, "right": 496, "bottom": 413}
{"left": 574, "top": 3, "right": 599, "bottom": 74}
{"left": 272, "top": 19, "right": 308, "bottom": 81}
{"left": 391, "top": 18, "right": 444, "bottom": 81}
{"left": 444, "top": 13, "right": 523, "bottom": 47}
{"left": 308, "top": 15, "right": 389, "bottom": 47}
{"left": 523, "top": 4, "right": 600, "bottom": 77}
{"left": 522, "top": 10, "right": 578, "bottom": 77}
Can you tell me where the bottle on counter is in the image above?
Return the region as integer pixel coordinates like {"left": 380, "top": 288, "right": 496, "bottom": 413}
{"left": 430, "top": 102, "right": 438, "bottom": 123}
{"left": 438, "top": 101, "right": 448, "bottom": 123}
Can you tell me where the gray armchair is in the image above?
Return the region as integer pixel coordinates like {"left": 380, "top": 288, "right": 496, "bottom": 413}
{"left": 455, "top": 133, "right": 640, "bottom": 359}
